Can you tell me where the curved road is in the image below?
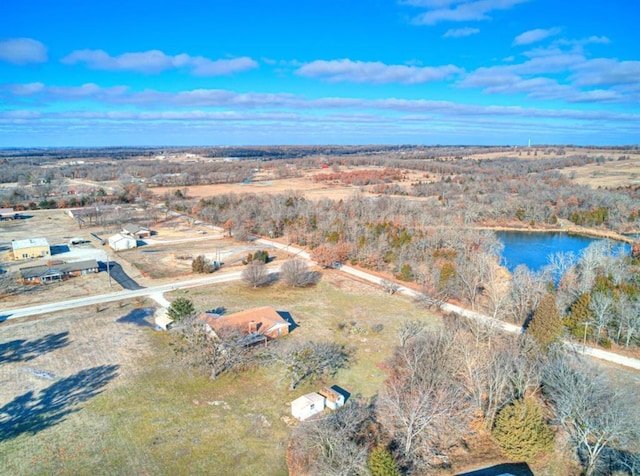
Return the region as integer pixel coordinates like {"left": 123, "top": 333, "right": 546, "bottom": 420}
{"left": 2, "top": 235, "right": 639, "bottom": 371}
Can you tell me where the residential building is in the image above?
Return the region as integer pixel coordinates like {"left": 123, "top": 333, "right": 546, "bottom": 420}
{"left": 20, "top": 259, "right": 99, "bottom": 284}
{"left": 122, "top": 223, "right": 151, "bottom": 239}
{"left": 199, "top": 306, "right": 290, "bottom": 342}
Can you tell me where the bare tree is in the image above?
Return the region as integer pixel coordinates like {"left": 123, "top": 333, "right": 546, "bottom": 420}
{"left": 0, "top": 266, "right": 20, "bottom": 299}
{"left": 269, "top": 340, "right": 351, "bottom": 390}
{"left": 381, "top": 278, "right": 400, "bottom": 295}
{"left": 543, "top": 352, "right": 639, "bottom": 476}
{"left": 288, "top": 400, "right": 372, "bottom": 476}
{"left": 508, "top": 265, "right": 549, "bottom": 325}
{"left": 617, "top": 295, "right": 640, "bottom": 347}
{"left": 281, "top": 259, "right": 316, "bottom": 287}
{"left": 547, "top": 251, "right": 576, "bottom": 285}
{"left": 170, "top": 317, "right": 255, "bottom": 380}
{"left": 397, "top": 320, "right": 426, "bottom": 348}
{"left": 589, "top": 291, "right": 615, "bottom": 342}
{"left": 241, "top": 261, "right": 270, "bottom": 288}
{"left": 377, "top": 328, "right": 469, "bottom": 470}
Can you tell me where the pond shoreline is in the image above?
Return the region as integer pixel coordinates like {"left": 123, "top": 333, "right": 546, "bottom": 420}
{"left": 476, "top": 219, "right": 637, "bottom": 245}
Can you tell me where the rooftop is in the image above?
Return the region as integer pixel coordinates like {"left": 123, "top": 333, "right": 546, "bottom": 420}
{"left": 11, "top": 238, "right": 50, "bottom": 250}
{"left": 200, "top": 306, "right": 289, "bottom": 336}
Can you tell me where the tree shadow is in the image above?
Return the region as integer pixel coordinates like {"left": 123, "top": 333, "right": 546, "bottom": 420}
{"left": 456, "top": 462, "right": 534, "bottom": 476}
{"left": 116, "top": 307, "right": 155, "bottom": 328}
{"left": 0, "top": 332, "right": 70, "bottom": 363}
{"left": 602, "top": 446, "right": 640, "bottom": 475}
{"left": 0, "top": 364, "right": 119, "bottom": 441}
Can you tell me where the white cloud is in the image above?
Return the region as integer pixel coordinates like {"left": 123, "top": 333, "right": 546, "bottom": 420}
{"left": 5, "top": 82, "right": 638, "bottom": 124}
{"left": 443, "top": 27, "right": 480, "bottom": 37}
{"left": 296, "top": 59, "right": 462, "bottom": 84}
{"left": 189, "top": 57, "right": 259, "bottom": 76}
{"left": 458, "top": 46, "right": 639, "bottom": 104}
{"left": 408, "top": 0, "right": 530, "bottom": 25}
{"left": 61, "top": 49, "right": 258, "bottom": 75}
{"left": 571, "top": 58, "right": 640, "bottom": 88}
{"left": 6, "top": 82, "right": 45, "bottom": 95}
{"left": 0, "top": 38, "right": 47, "bottom": 64}
{"left": 513, "top": 27, "right": 561, "bottom": 46}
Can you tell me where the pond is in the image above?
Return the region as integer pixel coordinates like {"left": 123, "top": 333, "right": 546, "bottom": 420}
{"left": 496, "top": 231, "right": 628, "bottom": 273}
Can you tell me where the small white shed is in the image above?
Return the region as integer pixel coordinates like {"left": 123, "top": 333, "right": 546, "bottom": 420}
{"left": 318, "top": 386, "right": 346, "bottom": 410}
{"left": 291, "top": 393, "right": 325, "bottom": 421}
{"left": 108, "top": 233, "right": 137, "bottom": 251}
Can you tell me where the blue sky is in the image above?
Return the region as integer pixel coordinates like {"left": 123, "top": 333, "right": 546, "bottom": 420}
{"left": 0, "top": 0, "right": 638, "bottom": 146}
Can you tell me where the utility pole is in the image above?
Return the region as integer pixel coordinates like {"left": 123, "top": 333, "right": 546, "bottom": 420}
{"left": 580, "top": 321, "right": 591, "bottom": 347}
{"left": 106, "top": 253, "right": 112, "bottom": 288}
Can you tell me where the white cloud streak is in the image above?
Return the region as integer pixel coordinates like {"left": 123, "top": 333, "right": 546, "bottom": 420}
{"left": 513, "top": 27, "right": 561, "bottom": 46}
{"left": 407, "top": 0, "right": 530, "bottom": 25}
{"left": 0, "top": 38, "right": 48, "bottom": 64}
{"left": 61, "top": 49, "right": 258, "bottom": 75}
{"left": 296, "top": 59, "right": 462, "bottom": 84}
{"left": 3, "top": 82, "right": 638, "bottom": 124}
{"left": 443, "top": 27, "right": 480, "bottom": 38}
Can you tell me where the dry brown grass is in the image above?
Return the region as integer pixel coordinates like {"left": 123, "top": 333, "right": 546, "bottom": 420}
{"left": 0, "top": 271, "right": 441, "bottom": 475}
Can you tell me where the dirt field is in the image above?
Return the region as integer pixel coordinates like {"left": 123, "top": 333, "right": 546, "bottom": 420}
{"left": 152, "top": 166, "right": 430, "bottom": 201}
{"left": 560, "top": 155, "right": 640, "bottom": 188}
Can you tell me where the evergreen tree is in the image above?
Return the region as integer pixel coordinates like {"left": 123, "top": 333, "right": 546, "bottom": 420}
{"left": 492, "top": 397, "right": 554, "bottom": 461}
{"left": 564, "top": 292, "right": 592, "bottom": 340}
{"left": 528, "top": 293, "right": 563, "bottom": 348}
{"left": 167, "top": 297, "right": 195, "bottom": 323}
{"left": 369, "top": 447, "right": 401, "bottom": 476}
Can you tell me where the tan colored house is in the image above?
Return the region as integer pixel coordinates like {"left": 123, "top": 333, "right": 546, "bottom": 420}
{"left": 11, "top": 238, "right": 50, "bottom": 261}
{"left": 199, "top": 306, "right": 290, "bottom": 343}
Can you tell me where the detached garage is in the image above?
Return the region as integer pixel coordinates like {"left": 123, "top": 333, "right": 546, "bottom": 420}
{"left": 108, "top": 233, "right": 137, "bottom": 251}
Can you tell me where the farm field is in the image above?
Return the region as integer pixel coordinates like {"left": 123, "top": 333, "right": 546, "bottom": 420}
{"left": 0, "top": 273, "right": 441, "bottom": 475}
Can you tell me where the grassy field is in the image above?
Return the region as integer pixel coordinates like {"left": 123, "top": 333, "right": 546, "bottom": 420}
{"left": 0, "top": 272, "right": 439, "bottom": 475}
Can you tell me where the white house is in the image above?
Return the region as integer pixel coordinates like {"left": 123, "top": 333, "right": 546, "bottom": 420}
{"left": 108, "top": 233, "right": 137, "bottom": 251}
{"left": 291, "top": 393, "right": 325, "bottom": 421}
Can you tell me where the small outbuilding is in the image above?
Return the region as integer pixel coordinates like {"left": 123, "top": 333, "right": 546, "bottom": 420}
{"left": 0, "top": 207, "right": 17, "bottom": 220}
{"left": 318, "top": 386, "right": 346, "bottom": 410}
{"left": 291, "top": 393, "right": 326, "bottom": 421}
{"left": 108, "top": 233, "right": 137, "bottom": 251}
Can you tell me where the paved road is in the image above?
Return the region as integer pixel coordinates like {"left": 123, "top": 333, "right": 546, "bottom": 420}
{"left": 3, "top": 233, "right": 640, "bottom": 371}
{"left": 0, "top": 268, "right": 278, "bottom": 321}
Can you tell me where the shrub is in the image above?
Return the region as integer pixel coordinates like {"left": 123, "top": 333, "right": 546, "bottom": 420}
{"left": 492, "top": 397, "right": 554, "bottom": 461}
